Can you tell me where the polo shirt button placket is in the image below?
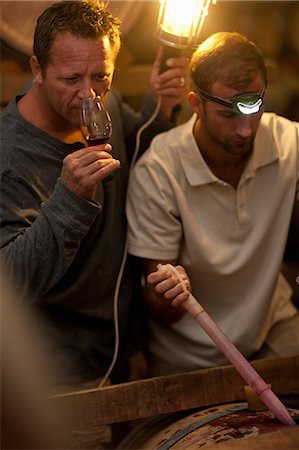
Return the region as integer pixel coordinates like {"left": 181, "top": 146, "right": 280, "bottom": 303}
{"left": 237, "top": 188, "right": 250, "bottom": 226}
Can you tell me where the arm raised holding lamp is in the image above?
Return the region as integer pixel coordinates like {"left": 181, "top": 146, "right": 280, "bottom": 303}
{"left": 150, "top": 45, "right": 191, "bottom": 120}
{"left": 148, "top": 263, "right": 296, "bottom": 427}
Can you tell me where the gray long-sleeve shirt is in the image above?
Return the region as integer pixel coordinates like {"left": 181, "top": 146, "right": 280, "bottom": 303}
{"left": 0, "top": 88, "right": 176, "bottom": 383}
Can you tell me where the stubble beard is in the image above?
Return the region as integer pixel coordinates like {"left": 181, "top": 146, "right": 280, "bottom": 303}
{"left": 221, "top": 136, "right": 255, "bottom": 157}
{"left": 203, "top": 114, "right": 255, "bottom": 157}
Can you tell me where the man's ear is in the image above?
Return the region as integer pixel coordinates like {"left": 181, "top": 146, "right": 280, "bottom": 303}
{"left": 188, "top": 91, "right": 204, "bottom": 116}
{"left": 29, "top": 55, "right": 43, "bottom": 85}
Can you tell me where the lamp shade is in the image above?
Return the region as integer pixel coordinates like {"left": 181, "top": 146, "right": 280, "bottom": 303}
{"left": 155, "top": 0, "right": 214, "bottom": 49}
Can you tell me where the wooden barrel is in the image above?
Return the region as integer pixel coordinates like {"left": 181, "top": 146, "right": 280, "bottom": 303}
{"left": 120, "top": 402, "right": 299, "bottom": 449}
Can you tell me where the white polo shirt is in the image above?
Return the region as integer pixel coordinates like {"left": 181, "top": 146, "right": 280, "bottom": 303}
{"left": 127, "top": 113, "right": 299, "bottom": 372}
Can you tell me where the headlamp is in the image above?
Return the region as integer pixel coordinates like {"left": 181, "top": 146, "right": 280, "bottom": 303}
{"left": 197, "top": 87, "right": 265, "bottom": 115}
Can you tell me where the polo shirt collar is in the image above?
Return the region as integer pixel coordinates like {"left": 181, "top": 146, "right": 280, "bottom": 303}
{"left": 179, "top": 114, "right": 278, "bottom": 187}
{"left": 250, "top": 115, "right": 279, "bottom": 170}
{"left": 179, "top": 115, "right": 216, "bottom": 187}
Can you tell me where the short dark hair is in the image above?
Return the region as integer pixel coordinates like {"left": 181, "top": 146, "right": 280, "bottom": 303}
{"left": 190, "top": 32, "right": 267, "bottom": 92}
{"left": 33, "top": 0, "right": 121, "bottom": 70}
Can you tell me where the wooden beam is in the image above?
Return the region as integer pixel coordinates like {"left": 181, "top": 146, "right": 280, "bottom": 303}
{"left": 51, "top": 355, "right": 299, "bottom": 428}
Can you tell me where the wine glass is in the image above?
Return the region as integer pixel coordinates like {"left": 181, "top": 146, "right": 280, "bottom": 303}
{"left": 80, "top": 96, "right": 112, "bottom": 146}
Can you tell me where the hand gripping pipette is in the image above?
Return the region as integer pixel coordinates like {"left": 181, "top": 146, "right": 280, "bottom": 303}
{"left": 157, "top": 263, "right": 296, "bottom": 426}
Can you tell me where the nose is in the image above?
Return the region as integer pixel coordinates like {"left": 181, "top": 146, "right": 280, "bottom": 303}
{"left": 77, "top": 77, "right": 96, "bottom": 100}
{"left": 77, "top": 86, "right": 96, "bottom": 100}
{"left": 235, "top": 116, "right": 254, "bottom": 138}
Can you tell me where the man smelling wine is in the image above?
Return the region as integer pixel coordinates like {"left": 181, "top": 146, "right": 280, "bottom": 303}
{"left": 0, "top": 1, "right": 190, "bottom": 446}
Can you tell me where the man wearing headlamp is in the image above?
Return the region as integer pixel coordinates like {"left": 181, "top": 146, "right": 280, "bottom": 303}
{"left": 127, "top": 31, "right": 299, "bottom": 377}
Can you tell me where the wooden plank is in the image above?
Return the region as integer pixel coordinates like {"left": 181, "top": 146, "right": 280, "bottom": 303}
{"left": 50, "top": 355, "right": 299, "bottom": 428}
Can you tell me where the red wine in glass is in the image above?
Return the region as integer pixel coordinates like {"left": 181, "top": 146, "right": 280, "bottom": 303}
{"left": 81, "top": 96, "right": 112, "bottom": 146}
{"left": 85, "top": 136, "right": 109, "bottom": 146}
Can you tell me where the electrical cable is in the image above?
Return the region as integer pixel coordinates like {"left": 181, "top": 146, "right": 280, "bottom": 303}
{"left": 98, "top": 96, "right": 162, "bottom": 387}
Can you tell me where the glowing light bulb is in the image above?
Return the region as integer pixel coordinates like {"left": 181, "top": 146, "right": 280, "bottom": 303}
{"left": 156, "top": 0, "right": 214, "bottom": 48}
